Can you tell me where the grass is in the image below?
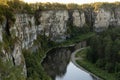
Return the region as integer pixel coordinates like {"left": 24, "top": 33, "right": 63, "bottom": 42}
{"left": 59, "top": 32, "right": 95, "bottom": 46}
{"left": 45, "top": 32, "right": 95, "bottom": 52}
{"left": 76, "top": 49, "right": 117, "bottom": 80}
{"left": 75, "top": 48, "right": 87, "bottom": 57}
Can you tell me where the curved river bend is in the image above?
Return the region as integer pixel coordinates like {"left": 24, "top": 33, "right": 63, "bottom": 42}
{"left": 42, "top": 47, "right": 98, "bottom": 80}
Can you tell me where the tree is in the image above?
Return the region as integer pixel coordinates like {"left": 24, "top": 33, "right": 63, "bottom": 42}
{"left": 66, "top": 3, "right": 79, "bottom": 9}
{"left": 103, "top": 36, "right": 113, "bottom": 62}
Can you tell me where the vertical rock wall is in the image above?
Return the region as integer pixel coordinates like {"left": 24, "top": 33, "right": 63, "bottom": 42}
{"left": 0, "top": 8, "right": 120, "bottom": 78}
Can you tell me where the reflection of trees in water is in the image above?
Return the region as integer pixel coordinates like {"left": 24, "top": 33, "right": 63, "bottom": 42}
{"left": 42, "top": 47, "right": 73, "bottom": 80}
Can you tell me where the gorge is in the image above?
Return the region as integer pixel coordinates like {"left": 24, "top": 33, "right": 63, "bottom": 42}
{"left": 0, "top": 1, "right": 120, "bottom": 80}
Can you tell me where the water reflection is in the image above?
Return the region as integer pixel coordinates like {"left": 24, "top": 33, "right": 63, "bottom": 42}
{"left": 56, "top": 62, "right": 93, "bottom": 80}
{"left": 42, "top": 47, "right": 73, "bottom": 80}
{"left": 42, "top": 46, "right": 96, "bottom": 80}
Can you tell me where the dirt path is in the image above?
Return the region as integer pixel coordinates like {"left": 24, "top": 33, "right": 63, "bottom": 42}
{"left": 71, "top": 48, "right": 102, "bottom": 80}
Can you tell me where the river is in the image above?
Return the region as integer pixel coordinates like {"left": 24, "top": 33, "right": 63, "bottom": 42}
{"left": 42, "top": 47, "right": 98, "bottom": 80}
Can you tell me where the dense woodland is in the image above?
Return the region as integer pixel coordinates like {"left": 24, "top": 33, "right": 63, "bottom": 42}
{"left": 86, "top": 27, "right": 120, "bottom": 79}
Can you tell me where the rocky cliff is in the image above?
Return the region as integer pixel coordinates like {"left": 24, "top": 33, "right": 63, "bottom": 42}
{"left": 94, "top": 8, "right": 120, "bottom": 32}
{"left": 0, "top": 7, "right": 120, "bottom": 79}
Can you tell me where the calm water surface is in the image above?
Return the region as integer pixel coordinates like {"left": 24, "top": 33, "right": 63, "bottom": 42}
{"left": 42, "top": 47, "right": 97, "bottom": 80}
{"left": 56, "top": 62, "right": 93, "bottom": 80}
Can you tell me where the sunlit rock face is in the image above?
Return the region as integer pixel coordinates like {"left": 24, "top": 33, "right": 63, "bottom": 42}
{"left": 94, "top": 9, "right": 111, "bottom": 31}
{"left": 0, "top": 25, "right": 3, "bottom": 42}
{"left": 0, "top": 20, "right": 6, "bottom": 42}
{"left": 11, "top": 14, "right": 37, "bottom": 49}
{"left": 12, "top": 42, "right": 27, "bottom": 76}
{"left": 0, "top": 14, "right": 36, "bottom": 77}
{"left": 114, "top": 7, "right": 120, "bottom": 26}
{"left": 37, "top": 10, "right": 87, "bottom": 41}
{"left": 9, "top": 14, "right": 37, "bottom": 76}
{"left": 0, "top": 7, "right": 120, "bottom": 79}
{"left": 38, "top": 10, "right": 69, "bottom": 42}
{"left": 94, "top": 8, "right": 120, "bottom": 32}
{"left": 72, "top": 10, "right": 85, "bottom": 27}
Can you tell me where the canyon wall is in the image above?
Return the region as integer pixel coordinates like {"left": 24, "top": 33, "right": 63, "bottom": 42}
{"left": 0, "top": 7, "right": 120, "bottom": 78}
{"left": 94, "top": 8, "right": 120, "bottom": 32}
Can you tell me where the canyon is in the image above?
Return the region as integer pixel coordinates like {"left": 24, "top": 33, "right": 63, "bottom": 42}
{"left": 0, "top": 6, "right": 120, "bottom": 79}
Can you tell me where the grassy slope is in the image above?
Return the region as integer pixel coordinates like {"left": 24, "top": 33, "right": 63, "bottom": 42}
{"left": 60, "top": 32, "right": 95, "bottom": 46}
{"left": 76, "top": 49, "right": 116, "bottom": 80}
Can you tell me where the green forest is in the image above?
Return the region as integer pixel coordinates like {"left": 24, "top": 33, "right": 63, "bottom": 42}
{"left": 85, "top": 27, "right": 120, "bottom": 79}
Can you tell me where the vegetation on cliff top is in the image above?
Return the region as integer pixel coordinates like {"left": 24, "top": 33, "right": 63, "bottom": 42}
{"left": 0, "top": 0, "right": 120, "bottom": 23}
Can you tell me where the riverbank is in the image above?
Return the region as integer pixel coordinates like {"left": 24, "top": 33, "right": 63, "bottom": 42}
{"left": 74, "top": 48, "right": 117, "bottom": 80}
{"left": 41, "top": 32, "right": 95, "bottom": 64}
{"left": 24, "top": 32, "right": 95, "bottom": 79}
{"left": 71, "top": 48, "right": 102, "bottom": 80}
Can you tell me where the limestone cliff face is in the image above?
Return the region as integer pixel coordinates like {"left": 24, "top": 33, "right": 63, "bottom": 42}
{"left": 0, "top": 24, "right": 3, "bottom": 42}
{"left": 37, "top": 10, "right": 86, "bottom": 41}
{"left": 94, "top": 8, "right": 120, "bottom": 31}
{"left": 38, "top": 10, "right": 69, "bottom": 42}
{"left": 0, "top": 8, "right": 120, "bottom": 79}
{"left": 0, "top": 10, "right": 85, "bottom": 78}
{"left": 114, "top": 7, "right": 120, "bottom": 26}
{"left": 72, "top": 10, "right": 85, "bottom": 27}
{"left": 94, "top": 9, "right": 111, "bottom": 29}
{"left": 11, "top": 14, "right": 37, "bottom": 49}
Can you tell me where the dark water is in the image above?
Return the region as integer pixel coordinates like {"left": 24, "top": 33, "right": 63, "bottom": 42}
{"left": 42, "top": 47, "right": 97, "bottom": 80}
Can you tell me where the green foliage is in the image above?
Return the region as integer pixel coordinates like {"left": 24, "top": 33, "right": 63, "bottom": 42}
{"left": 0, "top": 0, "right": 8, "bottom": 6}
{"left": 76, "top": 58, "right": 116, "bottom": 80}
{"left": 67, "top": 20, "right": 91, "bottom": 39}
{"left": 0, "top": 1, "right": 120, "bottom": 80}
{"left": 115, "top": 72, "right": 120, "bottom": 80}
{"left": 0, "top": 1, "right": 120, "bottom": 25}
{"left": 24, "top": 30, "right": 94, "bottom": 79}
{"left": 0, "top": 2, "right": 15, "bottom": 24}
{"left": 29, "top": 2, "right": 120, "bottom": 11}
{"left": 23, "top": 49, "right": 51, "bottom": 80}
{"left": 0, "top": 0, "right": 34, "bottom": 24}
{"left": 86, "top": 48, "right": 97, "bottom": 63}
{"left": 66, "top": 3, "right": 80, "bottom": 9}
{"left": 0, "top": 32, "right": 25, "bottom": 80}
{"left": 0, "top": 59, "right": 25, "bottom": 80}
{"left": 105, "top": 62, "right": 115, "bottom": 73}
{"left": 86, "top": 27, "right": 120, "bottom": 78}
{"left": 0, "top": 5, "right": 6, "bottom": 23}
{"left": 7, "top": 0, "right": 33, "bottom": 14}
{"left": 23, "top": 34, "right": 53, "bottom": 80}
{"left": 95, "top": 59, "right": 106, "bottom": 69}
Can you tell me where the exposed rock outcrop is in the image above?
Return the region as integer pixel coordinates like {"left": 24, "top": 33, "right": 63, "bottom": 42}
{"left": 38, "top": 10, "right": 69, "bottom": 42}
{"left": 11, "top": 14, "right": 37, "bottom": 49}
{"left": 0, "top": 7, "right": 120, "bottom": 79}
{"left": 72, "top": 10, "right": 85, "bottom": 27}
{"left": 94, "top": 9, "right": 111, "bottom": 31}
{"left": 94, "top": 8, "right": 120, "bottom": 32}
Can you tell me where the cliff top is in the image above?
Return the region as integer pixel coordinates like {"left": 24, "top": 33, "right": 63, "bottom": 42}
{"left": 0, "top": 0, "right": 120, "bottom": 23}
